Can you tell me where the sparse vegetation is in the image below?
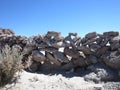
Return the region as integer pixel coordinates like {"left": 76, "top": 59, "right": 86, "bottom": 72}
{"left": 0, "top": 45, "right": 23, "bottom": 86}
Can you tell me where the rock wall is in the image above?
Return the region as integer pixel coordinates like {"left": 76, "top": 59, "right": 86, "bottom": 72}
{"left": 0, "top": 28, "right": 120, "bottom": 82}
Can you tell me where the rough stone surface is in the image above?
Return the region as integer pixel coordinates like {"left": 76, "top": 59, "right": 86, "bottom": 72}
{"left": 0, "top": 28, "right": 120, "bottom": 84}
{"left": 84, "top": 64, "right": 118, "bottom": 83}
{"left": 85, "top": 32, "right": 97, "bottom": 40}
{"left": 103, "top": 82, "right": 120, "bottom": 90}
{"left": 102, "top": 51, "right": 120, "bottom": 70}
{"left": 32, "top": 50, "right": 46, "bottom": 62}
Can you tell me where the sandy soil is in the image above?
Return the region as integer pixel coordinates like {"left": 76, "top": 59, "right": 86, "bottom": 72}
{"left": 2, "top": 70, "right": 104, "bottom": 90}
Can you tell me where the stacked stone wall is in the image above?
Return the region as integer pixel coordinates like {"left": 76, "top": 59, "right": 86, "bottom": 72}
{"left": 0, "top": 28, "right": 120, "bottom": 82}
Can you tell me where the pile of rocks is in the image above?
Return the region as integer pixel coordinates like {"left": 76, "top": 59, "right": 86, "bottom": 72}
{"left": 0, "top": 28, "right": 120, "bottom": 83}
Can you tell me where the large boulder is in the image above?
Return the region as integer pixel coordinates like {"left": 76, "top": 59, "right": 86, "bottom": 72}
{"left": 61, "top": 62, "right": 74, "bottom": 71}
{"left": 64, "top": 47, "right": 80, "bottom": 58}
{"left": 85, "top": 32, "right": 97, "bottom": 40}
{"left": 72, "top": 55, "right": 97, "bottom": 68}
{"left": 89, "top": 43, "right": 101, "bottom": 52}
{"left": 103, "top": 51, "right": 120, "bottom": 70}
{"left": 110, "top": 42, "right": 120, "bottom": 51}
{"left": 84, "top": 64, "right": 118, "bottom": 83}
{"left": 77, "top": 46, "right": 93, "bottom": 55}
{"left": 96, "top": 46, "right": 110, "bottom": 57}
{"left": 46, "top": 52, "right": 61, "bottom": 66}
{"left": 103, "top": 82, "right": 120, "bottom": 90}
{"left": 46, "top": 31, "right": 60, "bottom": 37}
{"left": 82, "top": 38, "right": 97, "bottom": 46}
{"left": 28, "top": 61, "right": 41, "bottom": 72}
{"left": 103, "top": 31, "right": 119, "bottom": 37}
{"left": 0, "top": 28, "right": 14, "bottom": 35}
{"left": 53, "top": 51, "right": 69, "bottom": 63}
{"left": 39, "top": 60, "right": 61, "bottom": 72}
{"left": 110, "top": 36, "right": 120, "bottom": 43}
{"left": 32, "top": 50, "right": 46, "bottom": 62}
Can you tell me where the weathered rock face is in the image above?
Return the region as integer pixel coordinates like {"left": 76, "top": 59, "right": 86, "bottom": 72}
{"left": 103, "top": 82, "right": 120, "bottom": 90}
{"left": 0, "top": 28, "right": 14, "bottom": 35}
{"left": 0, "top": 28, "right": 120, "bottom": 82}
{"left": 84, "top": 64, "right": 118, "bottom": 83}
{"left": 102, "top": 51, "right": 120, "bottom": 70}
{"left": 32, "top": 50, "right": 46, "bottom": 62}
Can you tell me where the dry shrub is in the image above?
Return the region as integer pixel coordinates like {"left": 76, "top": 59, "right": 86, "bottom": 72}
{"left": 0, "top": 45, "right": 23, "bottom": 86}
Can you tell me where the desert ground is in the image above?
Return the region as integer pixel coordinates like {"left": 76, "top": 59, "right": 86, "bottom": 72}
{"left": 1, "top": 70, "right": 104, "bottom": 90}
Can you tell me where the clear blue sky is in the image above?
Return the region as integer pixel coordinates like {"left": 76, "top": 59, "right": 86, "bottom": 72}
{"left": 0, "top": 0, "right": 120, "bottom": 37}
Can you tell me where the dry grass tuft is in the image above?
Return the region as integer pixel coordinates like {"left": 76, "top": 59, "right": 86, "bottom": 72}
{"left": 0, "top": 45, "right": 23, "bottom": 86}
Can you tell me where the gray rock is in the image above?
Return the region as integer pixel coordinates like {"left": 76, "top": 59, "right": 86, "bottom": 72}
{"left": 84, "top": 72, "right": 99, "bottom": 83}
{"left": 77, "top": 46, "right": 93, "bottom": 55}
{"left": 103, "top": 82, "right": 120, "bottom": 90}
{"left": 64, "top": 33, "right": 80, "bottom": 45}
{"left": 39, "top": 60, "right": 61, "bottom": 72}
{"left": 85, "top": 32, "right": 97, "bottom": 39}
{"left": 89, "top": 43, "right": 101, "bottom": 52}
{"left": 110, "top": 36, "right": 120, "bottom": 43}
{"left": 103, "top": 51, "right": 120, "bottom": 70}
{"left": 51, "top": 42, "right": 66, "bottom": 48}
{"left": 28, "top": 61, "right": 41, "bottom": 72}
{"left": 23, "top": 45, "right": 35, "bottom": 55}
{"left": 110, "top": 42, "right": 120, "bottom": 51}
{"left": 85, "top": 55, "right": 98, "bottom": 64}
{"left": 84, "top": 64, "right": 118, "bottom": 83}
{"left": 72, "top": 56, "right": 86, "bottom": 67}
{"left": 103, "top": 31, "right": 119, "bottom": 37}
{"left": 64, "top": 47, "right": 80, "bottom": 58}
{"left": 96, "top": 46, "right": 109, "bottom": 57}
{"left": 83, "top": 38, "right": 97, "bottom": 45}
{"left": 72, "top": 55, "right": 97, "bottom": 68}
{"left": 32, "top": 50, "right": 46, "bottom": 62}
{"left": 96, "top": 37, "right": 103, "bottom": 44}
{"left": 46, "top": 52, "right": 61, "bottom": 66}
{"left": 54, "top": 36, "right": 64, "bottom": 42}
{"left": 46, "top": 31, "right": 60, "bottom": 37}
{"left": 40, "top": 47, "right": 58, "bottom": 52}
{"left": 0, "top": 28, "right": 14, "bottom": 35}
{"left": 53, "top": 51, "right": 69, "bottom": 63}
{"left": 61, "top": 62, "right": 74, "bottom": 71}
